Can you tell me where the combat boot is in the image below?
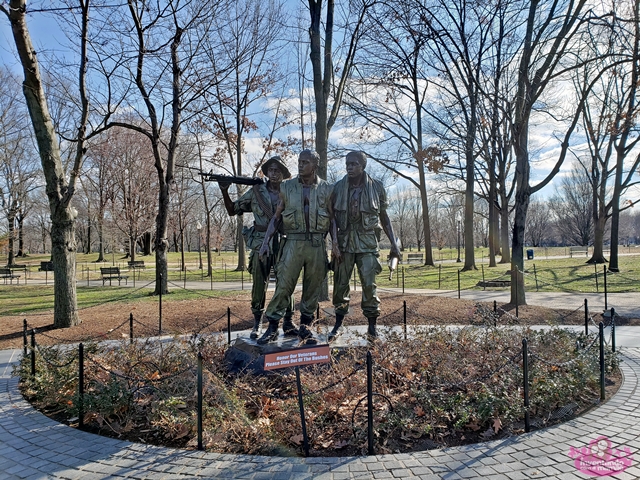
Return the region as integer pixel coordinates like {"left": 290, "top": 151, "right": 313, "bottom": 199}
{"left": 257, "top": 317, "right": 280, "bottom": 345}
{"left": 298, "top": 314, "right": 318, "bottom": 345}
{"left": 367, "top": 316, "right": 378, "bottom": 340}
{"left": 250, "top": 313, "right": 262, "bottom": 339}
{"left": 328, "top": 313, "right": 344, "bottom": 342}
{"left": 282, "top": 315, "right": 299, "bottom": 336}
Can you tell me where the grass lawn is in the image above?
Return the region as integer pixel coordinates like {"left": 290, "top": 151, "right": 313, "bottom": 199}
{"left": 1, "top": 249, "right": 638, "bottom": 318}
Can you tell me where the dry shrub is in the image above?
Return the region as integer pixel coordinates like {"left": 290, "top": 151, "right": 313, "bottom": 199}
{"left": 17, "top": 320, "right": 616, "bottom": 456}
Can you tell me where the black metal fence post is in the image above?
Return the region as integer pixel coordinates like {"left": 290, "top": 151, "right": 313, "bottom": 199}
{"left": 78, "top": 343, "right": 84, "bottom": 428}
{"left": 599, "top": 322, "right": 605, "bottom": 401}
{"left": 367, "top": 351, "right": 374, "bottom": 455}
{"left": 30, "top": 329, "right": 36, "bottom": 377}
{"left": 402, "top": 267, "right": 405, "bottom": 294}
{"left": 522, "top": 338, "right": 530, "bottom": 433}
{"left": 611, "top": 308, "right": 616, "bottom": 353}
{"left": 23, "top": 319, "right": 28, "bottom": 357}
{"left": 403, "top": 301, "right": 407, "bottom": 340}
{"left": 438, "top": 264, "right": 441, "bottom": 289}
{"left": 295, "top": 366, "right": 310, "bottom": 457}
{"left": 515, "top": 270, "right": 519, "bottom": 318}
{"left": 595, "top": 264, "right": 599, "bottom": 292}
{"left": 457, "top": 269, "right": 461, "bottom": 299}
{"left": 584, "top": 299, "right": 588, "bottom": 336}
{"left": 241, "top": 269, "right": 244, "bottom": 290}
{"left": 227, "top": 307, "right": 231, "bottom": 345}
{"left": 481, "top": 264, "right": 485, "bottom": 291}
{"left": 130, "top": 313, "right": 134, "bottom": 344}
{"left": 533, "top": 264, "right": 539, "bottom": 292}
{"left": 197, "top": 352, "right": 203, "bottom": 451}
{"left": 603, "top": 266, "right": 608, "bottom": 311}
{"left": 158, "top": 273, "right": 163, "bottom": 335}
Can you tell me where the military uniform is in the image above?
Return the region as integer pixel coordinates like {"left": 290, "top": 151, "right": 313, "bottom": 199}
{"left": 234, "top": 183, "right": 294, "bottom": 320}
{"left": 264, "top": 176, "right": 333, "bottom": 322}
{"left": 332, "top": 172, "right": 386, "bottom": 319}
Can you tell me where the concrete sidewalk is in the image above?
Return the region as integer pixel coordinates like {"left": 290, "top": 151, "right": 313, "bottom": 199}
{"left": 2, "top": 338, "right": 640, "bottom": 478}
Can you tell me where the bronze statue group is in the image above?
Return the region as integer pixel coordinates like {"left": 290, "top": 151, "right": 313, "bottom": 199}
{"left": 220, "top": 150, "right": 401, "bottom": 346}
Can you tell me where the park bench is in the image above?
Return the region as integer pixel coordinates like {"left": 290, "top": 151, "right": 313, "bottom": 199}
{"left": 128, "top": 260, "right": 145, "bottom": 280}
{"left": 569, "top": 246, "right": 588, "bottom": 258}
{"left": 8, "top": 264, "right": 28, "bottom": 284}
{"left": 0, "top": 268, "right": 21, "bottom": 285}
{"left": 406, "top": 253, "right": 424, "bottom": 264}
{"left": 100, "top": 267, "right": 129, "bottom": 286}
{"left": 39, "top": 261, "right": 54, "bottom": 271}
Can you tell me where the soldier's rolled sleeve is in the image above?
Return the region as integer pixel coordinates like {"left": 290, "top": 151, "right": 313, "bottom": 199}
{"left": 234, "top": 189, "right": 254, "bottom": 215}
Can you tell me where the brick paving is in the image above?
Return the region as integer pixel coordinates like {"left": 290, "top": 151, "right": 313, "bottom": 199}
{"left": 1, "top": 344, "right": 639, "bottom": 479}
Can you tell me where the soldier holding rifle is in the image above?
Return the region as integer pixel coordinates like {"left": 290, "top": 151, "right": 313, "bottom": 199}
{"left": 218, "top": 156, "right": 297, "bottom": 339}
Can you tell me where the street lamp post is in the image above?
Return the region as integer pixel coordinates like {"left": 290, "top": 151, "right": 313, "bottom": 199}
{"left": 456, "top": 216, "right": 461, "bottom": 263}
{"left": 196, "top": 221, "right": 203, "bottom": 270}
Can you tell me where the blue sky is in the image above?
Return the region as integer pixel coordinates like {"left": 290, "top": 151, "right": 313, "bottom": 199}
{"left": 2, "top": 4, "right": 637, "bottom": 204}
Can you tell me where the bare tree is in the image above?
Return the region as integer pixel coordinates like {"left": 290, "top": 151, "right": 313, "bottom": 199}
{"left": 85, "top": 0, "right": 224, "bottom": 294}
{"left": 548, "top": 164, "right": 594, "bottom": 246}
{"left": 0, "top": 67, "right": 40, "bottom": 266}
{"left": 606, "top": 0, "right": 640, "bottom": 272}
{"left": 307, "top": 0, "right": 371, "bottom": 177}
{"left": 418, "top": 0, "right": 508, "bottom": 272}
{"left": 105, "top": 128, "right": 157, "bottom": 263}
{"left": 509, "top": 0, "right": 596, "bottom": 305}
{"left": 199, "top": 0, "right": 289, "bottom": 270}
{"left": 1, "top": 0, "right": 99, "bottom": 327}
{"left": 345, "top": 0, "right": 447, "bottom": 265}
{"left": 525, "top": 200, "right": 552, "bottom": 247}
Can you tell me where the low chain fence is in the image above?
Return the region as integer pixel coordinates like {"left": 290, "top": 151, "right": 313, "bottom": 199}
{"left": 18, "top": 297, "right": 620, "bottom": 457}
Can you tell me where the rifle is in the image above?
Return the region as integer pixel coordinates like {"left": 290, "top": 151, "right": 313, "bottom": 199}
{"left": 199, "top": 172, "right": 263, "bottom": 186}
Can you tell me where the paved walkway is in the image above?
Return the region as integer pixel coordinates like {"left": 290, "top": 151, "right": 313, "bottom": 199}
{"left": 2, "top": 337, "right": 640, "bottom": 479}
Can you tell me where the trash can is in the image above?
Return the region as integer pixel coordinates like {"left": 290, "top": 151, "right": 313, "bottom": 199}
{"left": 526, "top": 249, "right": 534, "bottom": 260}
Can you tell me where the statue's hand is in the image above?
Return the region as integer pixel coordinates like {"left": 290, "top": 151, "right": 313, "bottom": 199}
{"left": 390, "top": 242, "right": 401, "bottom": 259}
{"left": 218, "top": 180, "right": 232, "bottom": 190}
{"left": 258, "top": 242, "right": 269, "bottom": 260}
{"left": 331, "top": 244, "right": 343, "bottom": 266}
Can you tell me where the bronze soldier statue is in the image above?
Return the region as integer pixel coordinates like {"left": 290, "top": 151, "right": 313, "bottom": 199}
{"left": 220, "top": 156, "right": 297, "bottom": 339}
{"left": 329, "top": 151, "right": 401, "bottom": 340}
{"left": 257, "top": 150, "right": 338, "bottom": 345}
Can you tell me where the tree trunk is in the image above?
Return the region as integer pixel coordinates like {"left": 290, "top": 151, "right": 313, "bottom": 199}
{"left": 308, "top": 0, "right": 331, "bottom": 179}
{"left": 154, "top": 180, "right": 170, "bottom": 295}
{"left": 510, "top": 129, "right": 529, "bottom": 306}
{"left": 463, "top": 148, "right": 476, "bottom": 271}
{"left": 608, "top": 149, "right": 624, "bottom": 272}
{"left": 499, "top": 194, "right": 510, "bottom": 263}
{"left": 85, "top": 202, "right": 92, "bottom": 254}
{"left": 17, "top": 213, "right": 25, "bottom": 257}
{"left": 96, "top": 215, "right": 105, "bottom": 262}
{"left": 7, "top": 210, "right": 15, "bottom": 266}
{"left": 6, "top": 0, "right": 80, "bottom": 327}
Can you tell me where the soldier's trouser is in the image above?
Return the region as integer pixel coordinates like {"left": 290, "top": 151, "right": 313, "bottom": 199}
{"left": 248, "top": 249, "right": 294, "bottom": 318}
{"left": 332, "top": 251, "right": 382, "bottom": 318}
{"left": 265, "top": 237, "right": 328, "bottom": 320}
